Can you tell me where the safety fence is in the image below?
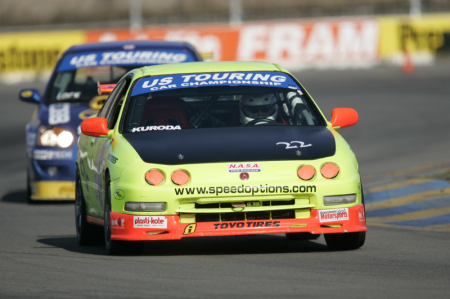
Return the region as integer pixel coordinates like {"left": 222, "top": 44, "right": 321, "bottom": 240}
{"left": 0, "top": 14, "right": 449, "bottom": 77}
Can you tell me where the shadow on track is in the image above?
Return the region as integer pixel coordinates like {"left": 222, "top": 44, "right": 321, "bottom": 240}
{"left": 142, "top": 235, "right": 329, "bottom": 256}
{"left": 37, "top": 234, "right": 329, "bottom": 256}
{"left": 1, "top": 189, "right": 74, "bottom": 205}
{"left": 37, "top": 235, "right": 105, "bottom": 256}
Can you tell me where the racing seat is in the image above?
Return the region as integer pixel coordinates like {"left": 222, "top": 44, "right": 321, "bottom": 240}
{"left": 141, "top": 98, "right": 191, "bottom": 128}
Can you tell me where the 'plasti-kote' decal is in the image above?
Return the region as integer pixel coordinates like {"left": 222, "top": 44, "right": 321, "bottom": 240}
{"left": 133, "top": 216, "right": 167, "bottom": 228}
{"left": 131, "top": 72, "right": 301, "bottom": 96}
{"left": 58, "top": 50, "right": 196, "bottom": 72}
{"left": 319, "top": 208, "right": 349, "bottom": 223}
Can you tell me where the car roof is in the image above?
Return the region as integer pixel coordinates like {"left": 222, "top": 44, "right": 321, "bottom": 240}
{"left": 65, "top": 41, "right": 198, "bottom": 54}
{"left": 136, "top": 61, "right": 289, "bottom": 77}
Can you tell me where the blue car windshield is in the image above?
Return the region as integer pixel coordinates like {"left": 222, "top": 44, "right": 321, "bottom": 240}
{"left": 45, "top": 49, "right": 197, "bottom": 104}
{"left": 45, "top": 65, "right": 136, "bottom": 103}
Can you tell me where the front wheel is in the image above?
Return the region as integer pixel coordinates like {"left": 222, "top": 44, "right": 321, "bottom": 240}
{"left": 75, "top": 169, "right": 103, "bottom": 246}
{"left": 324, "top": 231, "right": 365, "bottom": 250}
{"left": 104, "top": 175, "right": 144, "bottom": 255}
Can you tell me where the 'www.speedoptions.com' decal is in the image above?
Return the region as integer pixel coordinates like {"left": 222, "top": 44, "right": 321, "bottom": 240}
{"left": 174, "top": 184, "right": 316, "bottom": 196}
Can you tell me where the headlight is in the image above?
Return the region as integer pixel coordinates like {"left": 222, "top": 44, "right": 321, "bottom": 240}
{"left": 37, "top": 126, "right": 74, "bottom": 148}
{"left": 324, "top": 194, "right": 356, "bottom": 206}
{"left": 125, "top": 202, "right": 166, "bottom": 212}
{"left": 171, "top": 170, "right": 190, "bottom": 185}
{"left": 57, "top": 130, "right": 74, "bottom": 148}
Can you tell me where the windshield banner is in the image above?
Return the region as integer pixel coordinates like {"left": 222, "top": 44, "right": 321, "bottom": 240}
{"left": 131, "top": 72, "right": 301, "bottom": 96}
{"left": 57, "top": 50, "right": 196, "bottom": 71}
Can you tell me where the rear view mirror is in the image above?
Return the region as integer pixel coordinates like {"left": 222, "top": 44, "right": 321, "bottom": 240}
{"left": 330, "top": 108, "right": 358, "bottom": 129}
{"left": 81, "top": 117, "right": 111, "bottom": 137}
{"left": 19, "top": 89, "right": 41, "bottom": 104}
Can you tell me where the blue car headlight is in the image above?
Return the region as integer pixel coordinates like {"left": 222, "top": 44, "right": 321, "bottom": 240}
{"left": 37, "top": 125, "right": 74, "bottom": 148}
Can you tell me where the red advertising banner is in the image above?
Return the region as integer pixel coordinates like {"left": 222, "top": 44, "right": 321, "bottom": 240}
{"left": 86, "top": 18, "right": 379, "bottom": 70}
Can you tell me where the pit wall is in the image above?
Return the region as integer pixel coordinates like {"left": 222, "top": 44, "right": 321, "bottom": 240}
{"left": 1, "top": 14, "right": 449, "bottom": 77}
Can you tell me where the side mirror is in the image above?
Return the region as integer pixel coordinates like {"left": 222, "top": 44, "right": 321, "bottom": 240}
{"left": 330, "top": 108, "right": 358, "bottom": 129}
{"left": 19, "top": 89, "right": 41, "bottom": 104}
{"left": 81, "top": 117, "right": 111, "bottom": 137}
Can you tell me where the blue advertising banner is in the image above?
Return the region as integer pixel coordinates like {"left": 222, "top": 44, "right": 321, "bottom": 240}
{"left": 131, "top": 72, "right": 301, "bottom": 96}
{"left": 57, "top": 50, "right": 196, "bottom": 71}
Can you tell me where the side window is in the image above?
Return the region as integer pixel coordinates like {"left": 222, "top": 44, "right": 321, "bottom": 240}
{"left": 105, "top": 77, "right": 132, "bottom": 129}
{"left": 97, "top": 80, "right": 126, "bottom": 119}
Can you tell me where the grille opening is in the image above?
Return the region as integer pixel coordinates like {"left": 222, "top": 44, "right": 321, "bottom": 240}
{"left": 271, "top": 199, "right": 295, "bottom": 206}
{"left": 195, "top": 203, "right": 219, "bottom": 209}
{"left": 262, "top": 201, "right": 270, "bottom": 206}
{"left": 196, "top": 213, "right": 220, "bottom": 222}
{"left": 272, "top": 210, "right": 295, "bottom": 219}
{"left": 220, "top": 203, "right": 232, "bottom": 208}
{"left": 247, "top": 211, "right": 271, "bottom": 220}
{"left": 221, "top": 213, "right": 246, "bottom": 222}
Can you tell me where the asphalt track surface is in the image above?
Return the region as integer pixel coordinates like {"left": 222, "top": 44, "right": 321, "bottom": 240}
{"left": 1, "top": 62, "right": 450, "bottom": 298}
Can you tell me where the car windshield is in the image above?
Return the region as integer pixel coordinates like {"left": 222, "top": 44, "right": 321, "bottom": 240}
{"left": 44, "top": 48, "right": 198, "bottom": 104}
{"left": 123, "top": 72, "right": 324, "bottom": 133}
{"left": 45, "top": 65, "right": 138, "bottom": 103}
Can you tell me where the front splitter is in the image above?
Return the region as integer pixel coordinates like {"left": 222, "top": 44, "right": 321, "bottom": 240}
{"left": 110, "top": 204, "right": 367, "bottom": 241}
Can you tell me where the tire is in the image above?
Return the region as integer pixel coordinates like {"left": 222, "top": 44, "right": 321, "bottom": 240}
{"left": 324, "top": 231, "right": 365, "bottom": 250}
{"left": 286, "top": 233, "right": 321, "bottom": 241}
{"left": 75, "top": 168, "right": 103, "bottom": 246}
{"left": 26, "top": 171, "right": 33, "bottom": 204}
{"left": 104, "top": 174, "right": 144, "bottom": 255}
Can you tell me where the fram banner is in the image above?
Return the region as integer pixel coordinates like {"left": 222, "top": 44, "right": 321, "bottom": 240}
{"left": 86, "top": 19, "right": 379, "bottom": 70}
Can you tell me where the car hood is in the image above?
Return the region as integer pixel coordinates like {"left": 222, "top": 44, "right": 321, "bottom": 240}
{"left": 38, "top": 102, "right": 97, "bottom": 131}
{"left": 122, "top": 126, "right": 335, "bottom": 165}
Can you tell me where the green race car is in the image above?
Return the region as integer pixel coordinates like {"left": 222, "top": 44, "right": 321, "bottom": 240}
{"left": 76, "top": 61, "right": 366, "bottom": 255}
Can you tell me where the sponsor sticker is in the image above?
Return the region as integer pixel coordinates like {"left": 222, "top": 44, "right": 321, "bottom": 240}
{"left": 290, "top": 223, "right": 307, "bottom": 227}
{"left": 213, "top": 221, "right": 280, "bottom": 229}
{"left": 131, "top": 72, "right": 301, "bottom": 96}
{"left": 228, "top": 163, "right": 261, "bottom": 173}
{"left": 133, "top": 216, "right": 167, "bottom": 228}
{"left": 111, "top": 217, "right": 125, "bottom": 229}
{"left": 132, "top": 125, "right": 181, "bottom": 133}
{"left": 108, "top": 153, "right": 118, "bottom": 164}
{"left": 33, "top": 150, "right": 72, "bottom": 160}
{"left": 359, "top": 210, "right": 365, "bottom": 221}
{"left": 58, "top": 50, "right": 195, "bottom": 72}
{"left": 49, "top": 103, "right": 70, "bottom": 125}
{"left": 114, "top": 189, "right": 125, "bottom": 200}
{"left": 184, "top": 223, "right": 197, "bottom": 235}
{"left": 319, "top": 208, "right": 349, "bottom": 223}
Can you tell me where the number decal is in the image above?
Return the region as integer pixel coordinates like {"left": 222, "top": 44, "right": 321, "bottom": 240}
{"left": 276, "top": 141, "right": 312, "bottom": 149}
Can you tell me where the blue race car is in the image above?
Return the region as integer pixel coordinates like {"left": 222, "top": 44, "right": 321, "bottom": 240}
{"left": 19, "top": 41, "right": 202, "bottom": 202}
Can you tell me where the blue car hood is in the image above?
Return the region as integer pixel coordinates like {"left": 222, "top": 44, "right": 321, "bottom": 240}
{"left": 38, "top": 102, "right": 97, "bottom": 132}
{"left": 122, "top": 126, "right": 335, "bottom": 165}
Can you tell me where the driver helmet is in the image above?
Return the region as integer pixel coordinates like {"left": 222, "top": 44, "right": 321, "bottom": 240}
{"left": 240, "top": 94, "right": 278, "bottom": 125}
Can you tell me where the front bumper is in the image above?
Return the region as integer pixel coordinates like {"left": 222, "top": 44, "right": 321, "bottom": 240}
{"left": 29, "top": 181, "right": 75, "bottom": 200}
{"left": 110, "top": 204, "right": 366, "bottom": 241}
